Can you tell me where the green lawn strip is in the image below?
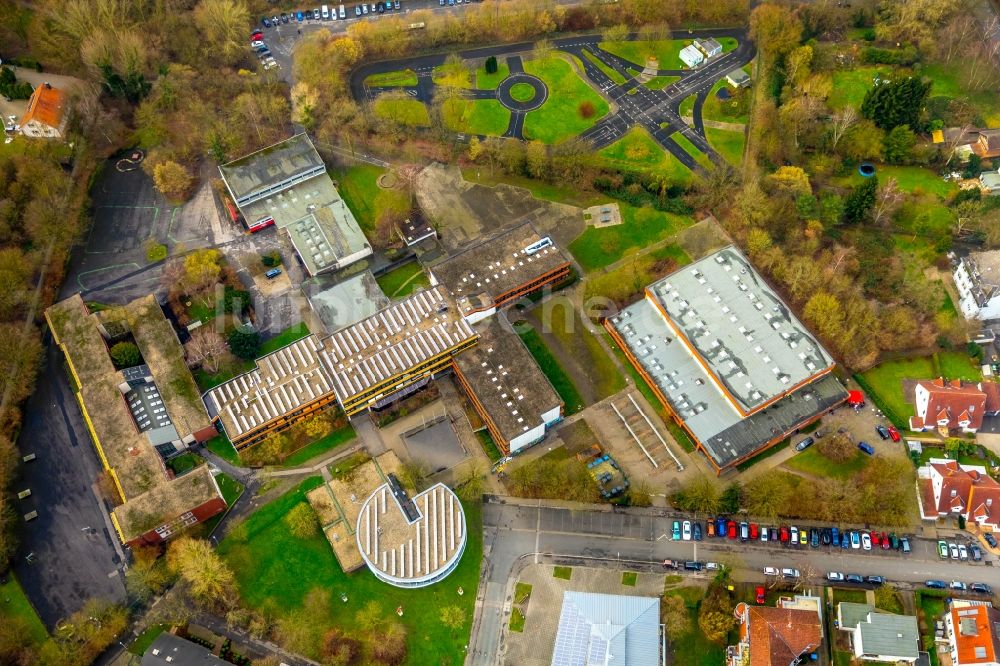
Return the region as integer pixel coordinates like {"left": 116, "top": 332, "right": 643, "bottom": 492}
{"left": 621, "top": 571, "right": 637, "bottom": 586}
{"left": 129, "top": 624, "right": 169, "bottom": 655}
{"left": 475, "top": 429, "right": 503, "bottom": 462}
{"left": 219, "top": 477, "right": 482, "bottom": 665}
{"left": 442, "top": 98, "right": 511, "bottom": 136}
{"left": 476, "top": 62, "right": 510, "bottom": 89}
{"left": 705, "top": 127, "right": 745, "bottom": 167}
{"left": 522, "top": 55, "right": 609, "bottom": 144}
{"left": 216, "top": 472, "right": 245, "bottom": 505}
{"left": 376, "top": 262, "right": 430, "bottom": 298}
{"left": 278, "top": 423, "right": 357, "bottom": 469}
{"left": 875, "top": 589, "right": 904, "bottom": 614}
{"left": 517, "top": 326, "right": 585, "bottom": 415}
{"left": 735, "top": 438, "right": 790, "bottom": 472}
{"left": 917, "top": 591, "right": 947, "bottom": 666}
{"left": 832, "top": 588, "right": 869, "bottom": 605}
{"left": 206, "top": 434, "right": 241, "bottom": 466}
{"left": 553, "top": 566, "right": 572, "bottom": 580}
{"left": 509, "top": 82, "right": 536, "bottom": 102}
{"left": 364, "top": 69, "right": 418, "bottom": 87}
{"left": 679, "top": 94, "right": 695, "bottom": 117}
{"left": 540, "top": 302, "right": 625, "bottom": 399}
{"left": 0, "top": 576, "right": 48, "bottom": 649}
{"left": 642, "top": 75, "right": 679, "bottom": 90}
{"left": 332, "top": 164, "right": 387, "bottom": 236}
{"left": 568, "top": 204, "right": 694, "bottom": 272}
{"left": 372, "top": 97, "right": 431, "bottom": 127}
{"left": 582, "top": 50, "right": 626, "bottom": 85}
{"left": 514, "top": 582, "right": 532, "bottom": 604}
{"left": 260, "top": 322, "right": 311, "bottom": 355}
{"left": 600, "top": 39, "right": 692, "bottom": 70}
{"left": 509, "top": 607, "right": 526, "bottom": 632}
{"left": 783, "top": 447, "right": 869, "bottom": 480}
{"left": 672, "top": 132, "right": 712, "bottom": 169}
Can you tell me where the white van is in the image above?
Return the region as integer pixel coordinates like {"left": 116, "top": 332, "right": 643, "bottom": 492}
{"left": 322, "top": 4, "right": 330, "bottom": 18}
{"left": 339, "top": 4, "right": 346, "bottom": 18}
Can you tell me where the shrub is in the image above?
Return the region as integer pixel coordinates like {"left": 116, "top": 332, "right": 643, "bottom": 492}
{"left": 227, "top": 327, "right": 261, "bottom": 360}
{"left": 484, "top": 56, "right": 498, "bottom": 74}
{"left": 261, "top": 251, "right": 282, "bottom": 267}
{"left": 284, "top": 503, "right": 319, "bottom": 538}
{"left": 109, "top": 341, "right": 142, "bottom": 368}
{"left": 817, "top": 434, "right": 857, "bottom": 463}
{"left": 579, "top": 100, "right": 595, "bottom": 118}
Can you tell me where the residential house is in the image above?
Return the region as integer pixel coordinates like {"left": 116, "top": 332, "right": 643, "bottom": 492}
{"left": 982, "top": 168, "right": 1000, "bottom": 196}
{"left": 918, "top": 458, "right": 1000, "bottom": 530}
{"left": 728, "top": 599, "right": 822, "bottom": 665}
{"left": 933, "top": 127, "right": 1000, "bottom": 160}
{"left": 945, "top": 604, "right": 1000, "bottom": 665}
{"left": 680, "top": 44, "right": 705, "bottom": 68}
{"left": 726, "top": 68, "right": 751, "bottom": 88}
{"left": 837, "top": 602, "right": 920, "bottom": 663}
{"left": 973, "top": 129, "right": 1000, "bottom": 159}
{"left": 695, "top": 38, "right": 723, "bottom": 58}
{"left": 18, "top": 83, "right": 66, "bottom": 138}
{"left": 909, "top": 378, "right": 987, "bottom": 432}
{"left": 955, "top": 250, "right": 1000, "bottom": 318}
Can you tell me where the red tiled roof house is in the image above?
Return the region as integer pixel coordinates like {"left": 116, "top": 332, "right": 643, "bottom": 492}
{"left": 918, "top": 459, "right": 1000, "bottom": 531}
{"left": 728, "top": 601, "right": 823, "bottom": 666}
{"left": 946, "top": 604, "right": 1000, "bottom": 665}
{"left": 18, "top": 83, "right": 66, "bottom": 139}
{"left": 909, "top": 378, "right": 987, "bottom": 434}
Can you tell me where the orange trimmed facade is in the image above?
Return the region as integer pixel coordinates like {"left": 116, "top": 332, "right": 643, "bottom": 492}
{"left": 459, "top": 262, "right": 572, "bottom": 318}
{"left": 19, "top": 84, "right": 66, "bottom": 138}
{"left": 453, "top": 360, "right": 511, "bottom": 455}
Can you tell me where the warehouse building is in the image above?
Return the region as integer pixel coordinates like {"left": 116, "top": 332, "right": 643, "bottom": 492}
{"left": 46, "top": 295, "right": 226, "bottom": 547}
{"left": 219, "top": 134, "right": 371, "bottom": 274}
{"left": 453, "top": 320, "right": 563, "bottom": 455}
{"left": 429, "top": 222, "right": 571, "bottom": 324}
{"left": 605, "top": 246, "right": 847, "bottom": 473}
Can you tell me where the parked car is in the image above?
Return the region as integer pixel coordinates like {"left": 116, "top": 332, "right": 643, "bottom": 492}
{"left": 959, "top": 544, "right": 969, "bottom": 561}
{"left": 841, "top": 532, "right": 850, "bottom": 549}
{"left": 795, "top": 437, "right": 815, "bottom": 451}
{"left": 781, "top": 568, "right": 800, "bottom": 579}
{"left": 875, "top": 425, "right": 890, "bottom": 440}
{"left": 971, "top": 544, "right": 983, "bottom": 561}
{"left": 707, "top": 521, "right": 716, "bottom": 538}
{"left": 821, "top": 528, "right": 832, "bottom": 546}
{"left": 281, "top": 12, "right": 290, "bottom": 22}
{"left": 760, "top": 527, "right": 769, "bottom": 542}
{"left": 985, "top": 533, "right": 998, "bottom": 548}
{"left": 971, "top": 583, "right": 993, "bottom": 594}
{"left": 755, "top": 586, "right": 766, "bottom": 604}
{"left": 861, "top": 532, "right": 872, "bottom": 550}
{"left": 356, "top": 5, "right": 362, "bottom": 15}
{"left": 887, "top": 425, "right": 901, "bottom": 442}
{"left": 858, "top": 441, "right": 875, "bottom": 455}
{"left": 846, "top": 574, "right": 864, "bottom": 584}
{"left": 810, "top": 528, "right": 820, "bottom": 548}
{"left": 394, "top": 0, "right": 401, "bottom": 8}
{"left": 265, "top": 268, "right": 282, "bottom": 279}
{"left": 763, "top": 567, "right": 779, "bottom": 577}
{"left": 827, "top": 572, "right": 845, "bottom": 582}
{"left": 672, "top": 520, "right": 681, "bottom": 541}
{"left": 682, "top": 520, "right": 692, "bottom": 541}
{"left": 790, "top": 526, "right": 799, "bottom": 544}
{"left": 850, "top": 531, "right": 861, "bottom": 549}
{"left": 693, "top": 522, "right": 702, "bottom": 541}
{"left": 313, "top": 8, "right": 321, "bottom": 18}
{"left": 950, "top": 543, "right": 960, "bottom": 560}
{"left": 727, "top": 521, "right": 737, "bottom": 539}
{"left": 684, "top": 561, "right": 703, "bottom": 571}
{"left": 831, "top": 527, "right": 839, "bottom": 545}
{"left": 261, "top": 17, "right": 272, "bottom": 27}
{"left": 779, "top": 526, "right": 790, "bottom": 543}
{"left": 750, "top": 523, "right": 759, "bottom": 540}
{"left": 880, "top": 531, "right": 890, "bottom": 549}
{"left": 938, "top": 541, "right": 949, "bottom": 559}
{"left": 951, "top": 581, "right": 968, "bottom": 591}
{"left": 706, "top": 562, "right": 720, "bottom": 571}
{"left": 867, "top": 576, "right": 885, "bottom": 585}
{"left": 871, "top": 531, "right": 880, "bottom": 548}
{"left": 740, "top": 521, "right": 749, "bottom": 542}
{"left": 251, "top": 39, "right": 265, "bottom": 47}
{"left": 925, "top": 580, "right": 947, "bottom": 589}
{"left": 798, "top": 528, "right": 807, "bottom": 546}
{"left": 901, "top": 536, "right": 911, "bottom": 554}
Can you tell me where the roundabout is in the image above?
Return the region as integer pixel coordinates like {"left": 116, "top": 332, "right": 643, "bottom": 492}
{"left": 496, "top": 73, "right": 547, "bottom": 112}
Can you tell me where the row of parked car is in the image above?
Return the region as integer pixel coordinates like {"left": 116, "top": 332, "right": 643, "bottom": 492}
{"left": 937, "top": 540, "right": 985, "bottom": 562}
{"left": 249, "top": 32, "right": 279, "bottom": 70}
{"left": 259, "top": 3, "right": 401, "bottom": 26}
{"left": 671, "top": 518, "right": 913, "bottom": 553}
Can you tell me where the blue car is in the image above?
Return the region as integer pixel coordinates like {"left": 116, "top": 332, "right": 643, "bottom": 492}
{"left": 925, "top": 580, "right": 947, "bottom": 589}
{"left": 296, "top": 11, "right": 304, "bottom": 21}
{"left": 850, "top": 531, "right": 861, "bottom": 548}
{"left": 841, "top": 532, "right": 850, "bottom": 549}
{"left": 831, "top": 527, "right": 839, "bottom": 544}
{"left": 672, "top": 520, "right": 681, "bottom": 541}
{"left": 716, "top": 517, "right": 727, "bottom": 537}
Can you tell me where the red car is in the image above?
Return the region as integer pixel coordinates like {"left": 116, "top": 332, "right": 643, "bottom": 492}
{"left": 881, "top": 531, "right": 890, "bottom": 549}
{"left": 755, "top": 586, "right": 766, "bottom": 604}
{"left": 871, "top": 531, "right": 880, "bottom": 547}
{"left": 251, "top": 30, "right": 263, "bottom": 41}
{"left": 779, "top": 526, "right": 790, "bottom": 543}
{"left": 750, "top": 523, "right": 759, "bottom": 539}
{"left": 727, "top": 520, "right": 737, "bottom": 539}
{"left": 887, "top": 426, "right": 901, "bottom": 442}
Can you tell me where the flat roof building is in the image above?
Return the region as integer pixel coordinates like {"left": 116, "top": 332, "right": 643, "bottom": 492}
{"left": 356, "top": 477, "right": 466, "bottom": 588}
{"left": 219, "top": 134, "right": 371, "bottom": 273}
{"left": 46, "top": 295, "right": 225, "bottom": 547}
{"left": 430, "top": 222, "right": 571, "bottom": 324}
{"left": 142, "top": 633, "right": 223, "bottom": 666}
{"left": 606, "top": 246, "right": 847, "bottom": 472}
{"left": 550, "top": 592, "right": 662, "bottom": 666}
{"left": 304, "top": 271, "right": 389, "bottom": 334}
{"left": 453, "top": 320, "right": 563, "bottom": 455}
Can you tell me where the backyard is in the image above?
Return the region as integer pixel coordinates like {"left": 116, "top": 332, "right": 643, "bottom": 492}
{"left": 218, "top": 477, "right": 482, "bottom": 665}
{"left": 522, "top": 55, "right": 609, "bottom": 144}
{"left": 662, "top": 584, "right": 725, "bottom": 666}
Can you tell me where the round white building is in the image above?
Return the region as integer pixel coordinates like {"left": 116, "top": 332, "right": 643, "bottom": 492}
{"left": 355, "top": 474, "right": 466, "bottom": 588}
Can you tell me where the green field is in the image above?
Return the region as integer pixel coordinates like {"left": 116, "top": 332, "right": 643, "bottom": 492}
{"left": 517, "top": 326, "right": 586, "bottom": 414}
{"left": 568, "top": 205, "right": 693, "bottom": 272}
{"left": 365, "top": 69, "right": 418, "bottom": 87}
{"left": 522, "top": 55, "right": 609, "bottom": 144}
{"left": 601, "top": 38, "right": 737, "bottom": 70}
{"left": 333, "top": 164, "right": 387, "bottom": 235}
{"left": 534, "top": 301, "right": 625, "bottom": 400}
{"left": 476, "top": 62, "right": 510, "bottom": 89}
{"left": 672, "top": 132, "right": 712, "bottom": 169}
{"left": 582, "top": 50, "right": 626, "bottom": 85}
{"left": 219, "top": 477, "right": 482, "bottom": 664}
{"left": 509, "top": 82, "right": 536, "bottom": 102}
{"left": 598, "top": 127, "right": 691, "bottom": 181}
{"left": 835, "top": 165, "right": 957, "bottom": 199}
{"left": 376, "top": 262, "right": 431, "bottom": 298}
{"left": 920, "top": 63, "right": 1000, "bottom": 126}
{"left": 784, "top": 446, "right": 869, "bottom": 480}
{"left": 442, "top": 98, "right": 511, "bottom": 136}
{"left": 206, "top": 434, "right": 241, "bottom": 465}
{"left": 705, "top": 127, "right": 745, "bottom": 166}
{"left": 830, "top": 66, "right": 885, "bottom": 109}
{"left": 373, "top": 96, "right": 430, "bottom": 127}
{"left": 0, "top": 576, "right": 48, "bottom": 649}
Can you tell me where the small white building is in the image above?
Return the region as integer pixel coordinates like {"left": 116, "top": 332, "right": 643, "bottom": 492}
{"left": 982, "top": 168, "right": 1000, "bottom": 195}
{"left": 955, "top": 249, "right": 1000, "bottom": 319}
{"left": 726, "top": 68, "right": 751, "bottom": 88}
{"left": 694, "top": 38, "right": 723, "bottom": 58}
{"left": 680, "top": 45, "right": 705, "bottom": 68}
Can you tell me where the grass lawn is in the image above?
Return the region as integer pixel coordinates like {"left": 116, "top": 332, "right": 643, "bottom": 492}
{"left": 553, "top": 566, "right": 572, "bottom": 580}
{"left": 672, "top": 132, "right": 712, "bottom": 169}
{"left": 509, "top": 607, "right": 526, "bottom": 632}
{"left": 705, "top": 127, "right": 745, "bottom": 166}
{"left": 534, "top": 300, "right": 625, "bottom": 400}
{"left": 643, "top": 75, "right": 679, "bottom": 90}
{"left": 332, "top": 164, "right": 387, "bottom": 236}
{"left": 920, "top": 62, "right": 1000, "bottom": 126}
{"left": 679, "top": 94, "right": 695, "bottom": 117}
{"left": 376, "top": 262, "right": 430, "bottom": 299}
{"left": 597, "top": 127, "right": 690, "bottom": 182}
{"left": 938, "top": 351, "right": 982, "bottom": 381}
{"left": 784, "top": 447, "right": 869, "bottom": 480}
{"left": 476, "top": 429, "right": 503, "bottom": 462}
{"left": 517, "top": 326, "right": 585, "bottom": 414}
{"left": 829, "top": 66, "right": 885, "bottom": 110}
{"left": 702, "top": 79, "right": 749, "bottom": 124}
{"left": 600, "top": 39, "right": 694, "bottom": 70}
{"left": 522, "top": 55, "right": 609, "bottom": 144}
{"left": 832, "top": 588, "right": 869, "bottom": 605}
{"left": 216, "top": 472, "right": 245, "bottom": 505}
{"left": 373, "top": 96, "right": 430, "bottom": 127}
{"left": 917, "top": 446, "right": 988, "bottom": 468}
{"left": 582, "top": 50, "right": 626, "bottom": 85}
{"left": 568, "top": 204, "right": 694, "bottom": 272}
{"left": 476, "top": 62, "right": 510, "bottom": 89}
{"left": 621, "top": 571, "right": 637, "bottom": 586}
{"left": 663, "top": 585, "right": 725, "bottom": 666}
{"left": 167, "top": 452, "right": 202, "bottom": 475}
{"left": 260, "top": 322, "right": 311, "bottom": 355}
{"left": 509, "top": 82, "right": 536, "bottom": 102}
{"left": 219, "top": 477, "right": 482, "bottom": 665}
{"left": 206, "top": 434, "right": 241, "bottom": 466}
{"left": 278, "top": 423, "right": 356, "bottom": 469}
{"left": 129, "top": 624, "right": 168, "bottom": 655}
{"left": 835, "top": 165, "right": 957, "bottom": 199}
{"left": 460, "top": 168, "right": 600, "bottom": 208}
{"left": 514, "top": 582, "right": 532, "bottom": 604}
{"left": 442, "top": 98, "right": 511, "bottom": 136}
{"left": 0, "top": 575, "right": 48, "bottom": 649}
{"left": 364, "top": 69, "right": 418, "bottom": 87}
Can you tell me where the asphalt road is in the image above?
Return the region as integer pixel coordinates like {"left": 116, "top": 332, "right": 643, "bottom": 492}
{"left": 468, "top": 500, "right": 997, "bottom": 665}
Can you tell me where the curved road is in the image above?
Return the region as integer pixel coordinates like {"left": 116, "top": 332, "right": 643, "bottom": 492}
{"left": 350, "top": 30, "right": 755, "bottom": 172}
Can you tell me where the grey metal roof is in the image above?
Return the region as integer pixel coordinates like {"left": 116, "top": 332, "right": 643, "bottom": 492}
{"left": 551, "top": 591, "right": 661, "bottom": 666}
{"left": 219, "top": 133, "right": 326, "bottom": 205}
{"left": 856, "top": 611, "right": 920, "bottom": 659}
{"left": 306, "top": 271, "right": 389, "bottom": 333}
{"left": 727, "top": 68, "right": 750, "bottom": 83}
{"left": 141, "top": 633, "right": 223, "bottom": 665}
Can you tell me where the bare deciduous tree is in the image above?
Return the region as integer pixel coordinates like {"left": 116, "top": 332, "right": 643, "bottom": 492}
{"left": 871, "top": 178, "right": 903, "bottom": 228}
{"left": 186, "top": 328, "right": 228, "bottom": 373}
{"left": 829, "top": 105, "right": 858, "bottom": 151}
